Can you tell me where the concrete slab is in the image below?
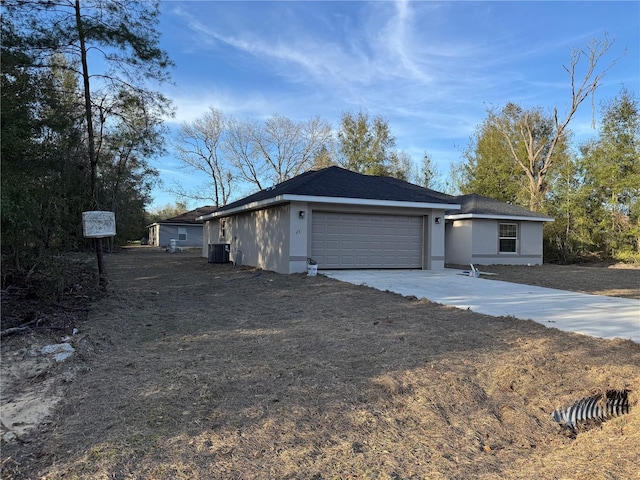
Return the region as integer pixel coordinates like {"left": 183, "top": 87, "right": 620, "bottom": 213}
{"left": 322, "top": 269, "right": 640, "bottom": 343}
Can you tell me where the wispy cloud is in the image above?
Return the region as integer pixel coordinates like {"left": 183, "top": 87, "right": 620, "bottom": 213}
{"left": 149, "top": 1, "right": 637, "bottom": 208}
{"left": 163, "top": 1, "right": 636, "bottom": 152}
{"left": 171, "top": 1, "right": 488, "bottom": 108}
{"left": 166, "top": 88, "right": 273, "bottom": 125}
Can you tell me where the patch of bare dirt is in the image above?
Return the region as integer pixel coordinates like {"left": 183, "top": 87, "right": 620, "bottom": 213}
{"left": 2, "top": 248, "right": 639, "bottom": 479}
{"left": 1, "top": 252, "right": 100, "bottom": 448}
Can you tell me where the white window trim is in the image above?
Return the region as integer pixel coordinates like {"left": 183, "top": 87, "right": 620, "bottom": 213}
{"left": 499, "top": 222, "right": 518, "bottom": 254}
{"left": 178, "top": 227, "right": 187, "bottom": 242}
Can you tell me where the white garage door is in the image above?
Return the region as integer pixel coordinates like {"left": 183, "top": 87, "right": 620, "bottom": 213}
{"left": 311, "top": 212, "right": 423, "bottom": 269}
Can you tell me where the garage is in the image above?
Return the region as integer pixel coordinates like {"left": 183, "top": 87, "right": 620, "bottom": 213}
{"left": 198, "top": 166, "right": 458, "bottom": 273}
{"left": 311, "top": 211, "right": 424, "bottom": 269}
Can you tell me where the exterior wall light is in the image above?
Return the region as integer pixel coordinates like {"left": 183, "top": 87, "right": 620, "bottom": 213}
{"left": 299, "top": 210, "right": 306, "bottom": 219}
{"left": 435, "top": 217, "right": 441, "bottom": 224}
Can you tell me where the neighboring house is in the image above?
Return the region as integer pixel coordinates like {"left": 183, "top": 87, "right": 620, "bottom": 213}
{"left": 197, "top": 166, "right": 460, "bottom": 274}
{"left": 444, "top": 194, "right": 554, "bottom": 266}
{"left": 147, "top": 206, "right": 216, "bottom": 248}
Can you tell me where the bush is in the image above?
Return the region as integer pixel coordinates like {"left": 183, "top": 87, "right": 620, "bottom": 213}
{"left": 613, "top": 250, "right": 640, "bottom": 265}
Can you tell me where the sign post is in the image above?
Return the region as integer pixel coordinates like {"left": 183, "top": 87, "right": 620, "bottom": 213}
{"left": 82, "top": 211, "right": 116, "bottom": 286}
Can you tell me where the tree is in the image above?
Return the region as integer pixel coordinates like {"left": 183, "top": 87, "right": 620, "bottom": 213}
{"left": 174, "top": 107, "right": 234, "bottom": 207}
{"left": 1, "top": 24, "right": 90, "bottom": 276}
{"left": 336, "top": 111, "right": 414, "bottom": 180}
{"left": 7, "top": 0, "right": 173, "bottom": 283}
{"left": 224, "top": 117, "right": 265, "bottom": 190}
{"left": 311, "top": 145, "right": 336, "bottom": 170}
{"left": 386, "top": 150, "right": 412, "bottom": 181}
{"left": 94, "top": 88, "right": 166, "bottom": 250}
{"left": 259, "top": 115, "right": 333, "bottom": 184}
{"left": 460, "top": 108, "right": 566, "bottom": 209}
{"left": 544, "top": 153, "right": 591, "bottom": 263}
{"left": 412, "top": 152, "right": 451, "bottom": 192}
{"left": 485, "top": 36, "right": 619, "bottom": 212}
{"left": 217, "top": 114, "right": 332, "bottom": 191}
{"left": 146, "top": 202, "right": 189, "bottom": 225}
{"left": 337, "top": 111, "right": 396, "bottom": 176}
{"left": 579, "top": 87, "right": 640, "bottom": 258}
{"left": 1, "top": 20, "right": 45, "bottom": 269}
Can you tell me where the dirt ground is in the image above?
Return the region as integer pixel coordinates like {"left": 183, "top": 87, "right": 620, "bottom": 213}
{"left": 1, "top": 247, "right": 639, "bottom": 479}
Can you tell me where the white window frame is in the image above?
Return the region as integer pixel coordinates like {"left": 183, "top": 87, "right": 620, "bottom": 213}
{"left": 499, "top": 223, "right": 518, "bottom": 253}
{"left": 178, "top": 227, "right": 187, "bottom": 241}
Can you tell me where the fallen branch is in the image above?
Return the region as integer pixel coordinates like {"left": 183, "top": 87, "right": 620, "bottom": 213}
{"left": 0, "top": 319, "right": 38, "bottom": 338}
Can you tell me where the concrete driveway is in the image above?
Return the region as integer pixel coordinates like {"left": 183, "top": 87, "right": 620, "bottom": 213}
{"left": 321, "top": 269, "right": 640, "bottom": 343}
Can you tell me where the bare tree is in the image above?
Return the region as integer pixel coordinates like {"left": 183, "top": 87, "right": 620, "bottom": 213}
{"left": 175, "top": 111, "right": 334, "bottom": 196}
{"left": 225, "top": 118, "right": 266, "bottom": 190}
{"left": 489, "top": 35, "right": 620, "bottom": 212}
{"left": 173, "top": 107, "right": 233, "bottom": 207}
{"left": 225, "top": 115, "right": 332, "bottom": 190}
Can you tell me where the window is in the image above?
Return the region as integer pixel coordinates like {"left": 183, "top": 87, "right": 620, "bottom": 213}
{"left": 178, "top": 227, "right": 187, "bottom": 241}
{"left": 221, "top": 220, "right": 226, "bottom": 239}
{"left": 499, "top": 223, "right": 517, "bottom": 253}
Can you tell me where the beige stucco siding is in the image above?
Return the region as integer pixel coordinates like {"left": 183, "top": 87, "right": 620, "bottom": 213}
{"left": 201, "top": 220, "right": 219, "bottom": 257}
{"left": 444, "top": 220, "right": 472, "bottom": 265}
{"left": 233, "top": 205, "right": 290, "bottom": 272}
{"left": 203, "top": 201, "right": 448, "bottom": 273}
{"left": 428, "top": 209, "right": 446, "bottom": 270}
{"left": 288, "top": 201, "right": 310, "bottom": 273}
{"left": 445, "top": 218, "right": 545, "bottom": 265}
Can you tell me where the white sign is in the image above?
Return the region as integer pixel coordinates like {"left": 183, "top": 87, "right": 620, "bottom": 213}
{"left": 82, "top": 211, "right": 116, "bottom": 238}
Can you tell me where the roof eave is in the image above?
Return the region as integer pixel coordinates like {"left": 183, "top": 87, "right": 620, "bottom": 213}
{"left": 284, "top": 194, "right": 461, "bottom": 210}
{"left": 197, "top": 194, "right": 461, "bottom": 220}
{"left": 445, "top": 213, "right": 554, "bottom": 222}
{"left": 149, "top": 221, "right": 204, "bottom": 226}
{"left": 197, "top": 195, "right": 289, "bottom": 220}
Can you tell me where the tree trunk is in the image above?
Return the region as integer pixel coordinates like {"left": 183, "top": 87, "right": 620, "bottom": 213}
{"left": 75, "top": 0, "right": 106, "bottom": 286}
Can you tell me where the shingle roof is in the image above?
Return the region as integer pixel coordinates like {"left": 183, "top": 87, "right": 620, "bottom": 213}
{"left": 161, "top": 206, "right": 217, "bottom": 224}
{"left": 217, "top": 166, "right": 457, "bottom": 213}
{"left": 448, "top": 194, "right": 553, "bottom": 220}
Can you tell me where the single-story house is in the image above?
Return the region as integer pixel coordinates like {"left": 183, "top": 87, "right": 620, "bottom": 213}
{"left": 444, "top": 194, "right": 554, "bottom": 266}
{"left": 147, "top": 206, "right": 216, "bottom": 248}
{"left": 198, "top": 167, "right": 459, "bottom": 273}
{"left": 197, "top": 167, "right": 553, "bottom": 274}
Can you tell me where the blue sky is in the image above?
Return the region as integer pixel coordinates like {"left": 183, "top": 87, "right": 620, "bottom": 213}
{"left": 150, "top": 0, "right": 639, "bottom": 209}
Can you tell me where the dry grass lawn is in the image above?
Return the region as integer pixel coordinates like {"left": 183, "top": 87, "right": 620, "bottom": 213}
{"left": 1, "top": 248, "right": 639, "bottom": 479}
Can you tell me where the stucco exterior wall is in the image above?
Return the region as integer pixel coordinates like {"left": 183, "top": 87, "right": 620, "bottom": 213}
{"left": 203, "top": 204, "right": 291, "bottom": 273}
{"left": 202, "top": 220, "right": 219, "bottom": 257}
{"left": 202, "top": 202, "right": 450, "bottom": 273}
{"left": 471, "top": 219, "right": 499, "bottom": 259}
{"left": 444, "top": 219, "right": 472, "bottom": 265}
{"left": 288, "top": 201, "right": 310, "bottom": 273}
{"left": 517, "top": 221, "right": 544, "bottom": 262}
{"left": 150, "top": 223, "right": 205, "bottom": 248}
{"left": 427, "top": 209, "right": 446, "bottom": 270}
{"left": 445, "top": 218, "right": 545, "bottom": 265}
{"left": 148, "top": 224, "right": 160, "bottom": 246}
